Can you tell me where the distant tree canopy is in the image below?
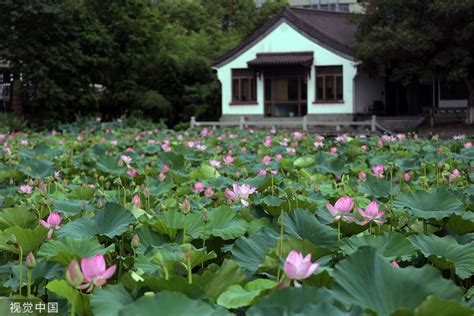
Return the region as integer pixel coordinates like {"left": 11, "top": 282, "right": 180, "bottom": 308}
{"left": 0, "top": 0, "right": 288, "bottom": 126}
{"left": 355, "top": 0, "right": 474, "bottom": 116}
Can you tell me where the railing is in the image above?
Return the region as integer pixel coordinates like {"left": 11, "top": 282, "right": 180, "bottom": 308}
{"left": 190, "top": 115, "right": 389, "bottom": 134}
{"left": 424, "top": 107, "right": 468, "bottom": 128}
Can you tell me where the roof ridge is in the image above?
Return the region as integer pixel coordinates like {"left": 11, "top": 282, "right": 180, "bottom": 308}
{"left": 287, "top": 6, "right": 351, "bottom": 15}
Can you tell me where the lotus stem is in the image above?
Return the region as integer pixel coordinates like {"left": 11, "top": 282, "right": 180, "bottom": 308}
{"left": 337, "top": 221, "right": 341, "bottom": 242}
{"left": 423, "top": 219, "right": 428, "bottom": 235}
{"left": 18, "top": 245, "right": 23, "bottom": 295}
{"left": 26, "top": 270, "right": 31, "bottom": 298}
{"left": 182, "top": 215, "right": 187, "bottom": 244}
{"left": 187, "top": 257, "right": 192, "bottom": 284}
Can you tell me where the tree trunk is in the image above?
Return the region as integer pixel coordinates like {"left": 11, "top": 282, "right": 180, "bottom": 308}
{"left": 11, "top": 76, "right": 23, "bottom": 118}
{"left": 465, "top": 78, "right": 474, "bottom": 124}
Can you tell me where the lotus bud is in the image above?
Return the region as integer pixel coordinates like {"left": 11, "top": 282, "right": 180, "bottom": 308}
{"left": 203, "top": 211, "right": 209, "bottom": 223}
{"left": 131, "top": 194, "right": 142, "bottom": 208}
{"left": 26, "top": 252, "right": 36, "bottom": 269}
{"left": 131, "top": 234, "right": 140, "bottom": 248}
{"left": 38, "top": 181, "right": 47, "bottom": 195}
{"left": 66, "top": 259, "right": 84, "bottom": 287}
{"left": 314, "top": 183, "right": 319, "bottom": 192}
{"left": 143, "top": 187, "right": 150, "bottom": 198}
{"left": 182, "top": 198, "right": 190, "bottom": 214}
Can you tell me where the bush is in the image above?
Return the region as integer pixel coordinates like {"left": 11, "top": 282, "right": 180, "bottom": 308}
{"left": 0, "top": 112, "right": 28, "bottom": 132}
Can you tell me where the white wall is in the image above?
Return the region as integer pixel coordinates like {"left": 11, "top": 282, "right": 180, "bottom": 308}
{"left": 214, "top": 21, "right": 358, "bottom": 116}
{"left": 354, "top": 72, "right": 385, "bottom": 113}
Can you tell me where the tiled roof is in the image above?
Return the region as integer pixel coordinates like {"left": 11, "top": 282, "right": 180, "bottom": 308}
{"left": 213, "top": 7, "right": 359, "bottom": 68}
{"left": 247, "top": 52, "right": 314, "bottom": 67}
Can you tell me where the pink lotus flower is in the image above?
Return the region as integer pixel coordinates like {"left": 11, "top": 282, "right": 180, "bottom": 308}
{"left": 225, "top": 183, "right": 257, "bottom": 207}
{"left": 110, "top": 140, "right": 118, "bottom": 146}
{"left": 161, "top": 142, "right": 171, "bottom": 152}
{"left": 286, "top": 147, "right": 296, "bottom": 155}
{"left": 403, "top": 172, "right": 411, "bottom": 182}
{"left": 54, "top": 171, "right": 61, "bottom": 181}
{"left": 203, "top": 187, "right": 214, "bottom": 197}
{"left": 330, "top": 147, "right": 337, "bottom": 154}
{"left": 464, "top": 142, "right": 472, "bottom": 148}
{"left": 261, "top": 155, "right": 271, "bottom": 165}
{"left": 18, "top": 185, "right": 33, "bottom": 195}
{"left": 372, "top": 164, "right": 384, "bottom": 178}
{"left": 40, "top": 211, "right": 62, "bottom": 239}
{"left": 357, "top": 201, "right": 384, "bottom": 225}
{"left": 284, "top": 251, "right": 319, "bottom": 280}
{"left": 313, "top": 141, "right": 324, "bottom": 149}
{"left": 358, "top": 171, "right": 366, "bottom": 181}
{"left": 452, "top": 168, "right": 461, "bottom": 177}
{"left": 78, "top": 254, "right": 116, "bottom": 292}
{"left": 223, "top": 155, "right": 234, "bottom": 165}
{"left": 209, "top": 160, "right": 221, "bottom": 169}
{"left": 264, "top": 136, "right": 272, "bottom": 147}
{"left": 391, "top": 260, "right": 399, "bottom": 268}
{"left": 158, "top": 172, "right": 166, "bottom": 181}
{"left": 275, "top": 154, "right": 282, "bottom": 160}
{"left": 162, "top": 164, "right": 170, "bottom": 173}
{"left": 131, "top": 194, "right": 142, "bottom": 208}
{"left": 326, "top": 196, "right": 355, "bottom": 222}
{"left": 127, "top": 168, "right": 138, "bottom": 178}
{"left": 193, "top": 182, "right": 205, "bottom": 193}
{"left": 258, "top": 169, "right": 267, "bottom": 176}
{"left": 360, "top": 145, "right": 368, "bottom": 152}
{"left": 120, "top": 155, "right": 132, "bottom": 166}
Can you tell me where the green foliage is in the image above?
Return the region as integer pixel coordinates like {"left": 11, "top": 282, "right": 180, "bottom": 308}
{"left": 356, "top": 0, "right": 474, "bottom": 105}
{"left": 0, "top": 0, "right": 283, "bottom": 126}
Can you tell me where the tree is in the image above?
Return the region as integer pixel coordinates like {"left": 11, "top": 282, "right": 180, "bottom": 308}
{"left": 355, "top": 0, "right": 474, "bottom": 123}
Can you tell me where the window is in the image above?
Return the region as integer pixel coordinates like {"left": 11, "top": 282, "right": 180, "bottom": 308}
{"left": 440, "top": 80, "right": 468, "bottom": 100}
{"left": 315, "top": 66, "right": 343, "bottom": 102}
{"left": 231, "top": 69, "right": 256, "bottom": 103}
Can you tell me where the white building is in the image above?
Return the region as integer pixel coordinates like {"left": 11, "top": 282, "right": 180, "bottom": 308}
{"left": 213, "top": 7, "right": 468, "bottom": 122}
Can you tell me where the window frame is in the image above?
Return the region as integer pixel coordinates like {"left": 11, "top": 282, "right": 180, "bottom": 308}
{"left": 230, "top": 69, "right": 257, "bottom": 105}
{"left": 314, "top": 66, "right": 344, "bottom": 103}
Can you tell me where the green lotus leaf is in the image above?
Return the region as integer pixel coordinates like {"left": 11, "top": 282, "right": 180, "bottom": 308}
{"left": 414, "top": 295, "right": 473, "bottom": 316}
{"left": 58, "top": 202, "right": 135, "bottom": 238}
{"left": 18, "top": 158, "right": 55, "bottom": 178}
{"left": 216, "top": 279, "right": 277, "bottom": 309}
{"left": 118, "top": 291, "right": 231, "bottom": 316}
{"left": 408, "top": 234, "right": 474, "bottom": 279}
{"left": 53, "top": 199, "right": 89, "bottom": 216}
{"left": 0, "top": 225, "right": 48, "bottom": 254}
{"left": 360, "top": 177, "right": 398, "bottom": 197}
{"left": 332, "top": 247, "right": 462, "bottom": 316}
{"left": 207, "top": 205, "right": 248, "bottom": 240}
{"left": 293, "top": 156, "right": 315, "bottom": 168}
{"left": 196, "top": 164, "right": 220, "bottom": 179}
{"left": 158, "top": 152, "right": 185, "bottom": 169}
{"left": 341, "top": 232, "right": 417, "bottom": 260}
{"left": 91, "top": 284, "right": 133, "bottom": 316}
{"left": 447, "top": 214, "right": 474, "bottom": 235}
{"left": 0, "top": 206, "right": 36, "bottom": 229}
{"left": 247, "top": 287, "right": 338, "bottom": 316}
{"left": 37, "top": 236, "right": 113, "bottom": 266}
{"left": 393, "top": 188, "right": 464, "bottom": 219}
{"left": 96, "top": 156, "right": 127, "bottom": 176}
{"left": 46, "top": 279, "right": 87, "bottom": 316}
{"left": 283, "top": 208, "right": 338, "bottom": 249}
{"left": 225, "top": 229, "right": 279, "bottom": 273}
{"left": 194, "top": 259, "right": 247, "bottom": 302}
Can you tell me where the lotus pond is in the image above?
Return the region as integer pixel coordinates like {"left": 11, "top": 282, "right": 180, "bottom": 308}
{"left": 0, "top": 121, "right": 473, "bottom": 315}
